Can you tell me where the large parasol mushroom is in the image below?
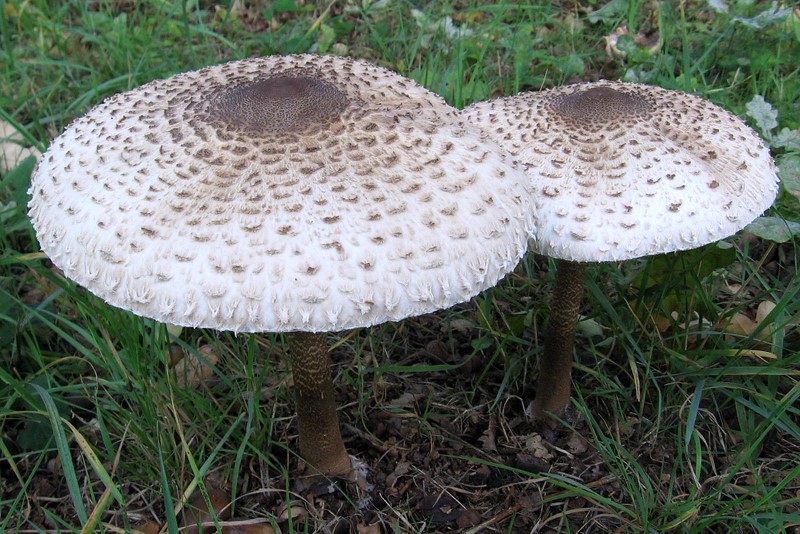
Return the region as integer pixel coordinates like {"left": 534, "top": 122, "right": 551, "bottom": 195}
{"left": 464, "top": 80, "right": 779, "bottom": 421}
{"left": 28, "top": 54, "right": 535, "bottom": 476}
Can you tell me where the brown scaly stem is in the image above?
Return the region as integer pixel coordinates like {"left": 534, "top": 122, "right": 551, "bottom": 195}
{"left": 531, "top": 260, "right": 586, "bottom": 422}
{"left": 285, "top": 331, "right": 352, "bottom": 477}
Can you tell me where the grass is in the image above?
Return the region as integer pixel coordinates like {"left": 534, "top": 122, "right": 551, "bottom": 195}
{"left": 2, "top": 0, "right": 799, "bottom": 532}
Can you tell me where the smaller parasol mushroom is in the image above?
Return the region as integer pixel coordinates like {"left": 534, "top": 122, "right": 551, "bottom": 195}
{"left": 464, "top": 80, "right": 779, "bottom": 421}
{"left": 29, "top": 55, "right": 535, "bottom": 476}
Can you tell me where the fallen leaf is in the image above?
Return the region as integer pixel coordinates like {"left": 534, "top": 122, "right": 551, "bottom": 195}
{"left": 356, "top": 522, "right": 382, "bottom": 534}
{"left": 566, "top": 432, "right": 589, "bottom": 455}
{"left": 514, "top": 452, "right": 549, "bottom": 473}
{"left": 576, "top": 315, "right": 604, "bottom": 338}
{"left": 278, "top": 502, "right": 307, "bottom": 523}
{"left": 222, "top": 523, "right": 276, "bottom": 534}
{"left": 755, "top": 300, "right": 777, "bottom": 324}
{"left": 456, "top": 508, "right": 482, "bottom": 528}
{"left": 449, "top": 318, "right": 476, "bottom": 333}
{"left": 651, "top": 313, "right": 672, "bottom": 334}
{"left": 723, "top": 312, "right": 758, "bottom": 337}
{"left": 384, "top": 391, "right": 426, "bottom": 409}
{"left": 131, "top": 522, "right": 160, "bottom": 534}
{"left": 165, "top": 344, "right": 185, "bottom": 367}
{"left": 720, "top": 300, "right": 777, "bottom": 342}
{"left": 417, "top": 493, "right": 461, "bottom": 524}
{"left": 171, "top": 344, "right": 220, "bottom": 389}
{"left": 181, "top": 487, "right": 232, "bottom": 533}
{"left": 478, "top": 413, "right": 498, "bottom": 452}
{"left": 525, "top": 434, "right": 554, "bottom": 461}
{"left": 425, "top": 339, "right": 450, "bottom": 361}
{"left": 0, "top": 120, "right": 41, "bottom": 173}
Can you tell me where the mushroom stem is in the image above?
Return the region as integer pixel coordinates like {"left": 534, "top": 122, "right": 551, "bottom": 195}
{"left": 285, "top": 331, "right": 352, "bottom": 477}
{"left": 531, "top": 260, "right": 586, "bottom": 421}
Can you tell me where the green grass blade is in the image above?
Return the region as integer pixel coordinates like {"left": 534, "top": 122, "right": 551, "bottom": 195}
{"left": 30, "top": 383, "right": 88, "bottom": 525}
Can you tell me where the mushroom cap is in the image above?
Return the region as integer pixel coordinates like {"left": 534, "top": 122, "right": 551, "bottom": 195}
{"left": 463, "top": 80, "right": 779, "bottom": 262}
{"left": 29, "top": 55, "right": 534, "bottom": 333}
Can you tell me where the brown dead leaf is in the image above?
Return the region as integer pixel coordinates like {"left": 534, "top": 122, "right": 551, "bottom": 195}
{"left": 755, "top": 300, "right": 777, "bottom": 324}
{"left": 384, "top": 391, "right": 426, "bottom": 409}
{"left": 652, "top": 313, "right": 672, "bottom": 334}
{"left": 720, "top": 300, "right": 777, "bottom": 342}
{"left": 221, "top": 523, "right": 276, "bottom": 534}
{"left": 566, "top": 432, "right": 589, "bottom": 455}
{"left": 449, "top": 318, "right": 476, "bottom": 334}
{"left": 181, "top": 487, "right": 232, "bottom": 533}
{"left": 723, "top": 312, "right": 757, "bottom": 336}
{"left": 478, "top": 413, "right": 498, "bottom": 453}
{"left": 525, "top": 434, "right": 554, "bottom": 461}
{"left": 456, "top": 508, "right": 482, "bottom": 528}
{"left": 278, "top": 502, "right": 307, "bottom": 523}
{"left": 723, "top": 282, "right": 743, "bottom": 295}
{"left": 425, "top": 339, "right": 450, "bottom": 361}
{"left": 386, "top": 460, "right": 411, "bottom": 487}
{"left": 356, "top": 522, "right": 382, "bottom": 534}
{"left": 130, "top": 522, "right": 160, "bottom": 534}
{"left": 171, "top": 344, "right": 220, "bottom": 389}
{"left": 165, "top": 344, "right": 185, "bottom": 367}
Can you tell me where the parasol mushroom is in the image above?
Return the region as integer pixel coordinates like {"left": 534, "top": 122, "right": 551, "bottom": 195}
{"left": 28, "top": 54, "right": 535, "bottom": 476}
{"left": 464, "top": 80, "right": 779, "bottom": 421}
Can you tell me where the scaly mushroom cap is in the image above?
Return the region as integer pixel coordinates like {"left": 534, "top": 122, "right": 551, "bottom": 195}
{"left": 29, "top": 55, "right": 534, "bottom": 332}
{"left": 463, "top": 80, "right": 779, "bottom": 262}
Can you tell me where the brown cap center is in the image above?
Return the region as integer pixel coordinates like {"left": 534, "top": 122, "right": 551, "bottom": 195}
{"left": 554, "top": 86, "right": 652, "bottom": 126}
{"left": 210, "top": 76, "right": 350, "bottom": 134}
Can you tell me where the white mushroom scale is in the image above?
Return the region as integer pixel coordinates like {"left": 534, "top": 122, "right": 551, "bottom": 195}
{"left": 29, "top": 54, "right": 536, "bottom": 475}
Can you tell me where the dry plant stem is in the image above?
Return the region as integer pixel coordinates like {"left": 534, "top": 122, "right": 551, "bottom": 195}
{"left": 286, "top": 331, "right": 352, "bottom": 477}
{"left": 532, "top": 260, "right": 586, "bottom": 421}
